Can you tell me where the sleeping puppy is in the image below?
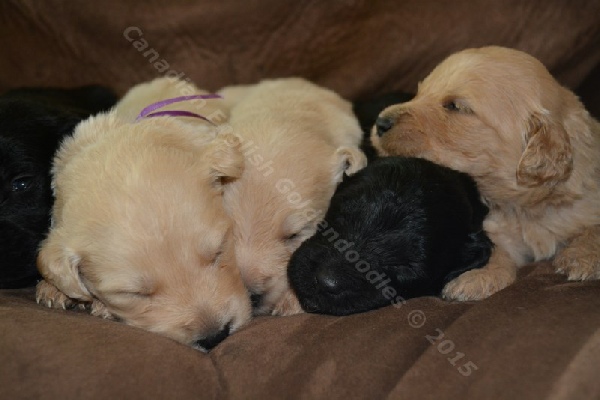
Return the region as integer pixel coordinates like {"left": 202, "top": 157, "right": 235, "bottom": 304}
{"left": 288, "top": 157, "right": 493, "bottom": 315}
{"left": 219, "top": 78, "right": 367, "bottom": 316}
{"left": 36, "top": 78, "right": 251, "bottom": 350}
{"left": 372, "top": 46, "right": 600, "bottom": 300}
{"left": 0, "top": 86, "right": 117, "bottom": 289}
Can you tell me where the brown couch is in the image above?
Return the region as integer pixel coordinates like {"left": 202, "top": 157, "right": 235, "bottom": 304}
{"left": 1, "top": 1, "right": 599, "bottom": 399}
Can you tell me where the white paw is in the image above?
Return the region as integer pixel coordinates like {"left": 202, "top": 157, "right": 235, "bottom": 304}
{"left": 35, "top": 280, "right": 75, "bottom": 310}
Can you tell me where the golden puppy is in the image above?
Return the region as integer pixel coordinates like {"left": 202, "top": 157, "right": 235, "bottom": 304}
{"left": 372, "top": 46, "right": 600, "bottom": 301}
{"left": 36, "top": 78, "right": 252, "bottom": 350}
{"left": 218, "top": 78, "right": 367, "bottom": 316}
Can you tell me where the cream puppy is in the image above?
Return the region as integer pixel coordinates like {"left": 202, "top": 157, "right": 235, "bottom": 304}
{"left": 218, "top": 78, "right": 367, "bottom": 316}
{"left": 372, "top": 46, "right": 600, "bottom": 301}
{"left": 36, "top": 78, "right": 252, "bottom": 350}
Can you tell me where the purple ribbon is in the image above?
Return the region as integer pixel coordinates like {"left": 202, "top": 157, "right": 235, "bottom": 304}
{"left": 135, "top": 94, "right": 222, "bottom": 124}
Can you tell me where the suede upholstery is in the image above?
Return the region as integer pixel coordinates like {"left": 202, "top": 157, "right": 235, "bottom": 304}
{"left": 1, "top": 1, "right": 599, "bottom": 399}
{"left": 2, "top": 264, "right": 600, "bottom": 399}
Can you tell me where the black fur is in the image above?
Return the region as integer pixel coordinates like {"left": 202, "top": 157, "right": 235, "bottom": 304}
{"left": 0, "top": 86, "right": 117, "bottom": 289}
{"left": 353, "top": 91, "right": 414, "bottom": 162}
{"left": 288, "top": 157, "right": 493, "bottom": 316}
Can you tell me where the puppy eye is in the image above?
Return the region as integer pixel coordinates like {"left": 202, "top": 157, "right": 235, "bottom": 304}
{"left": 213, "top": 249, "right": 223, "bottom": 264}
{"left": 130, "top": 292, "right": 150, "bottom": 298}
{"left": 208, "top": 235, "right": 228, "bottom": 266}
{"left": 285, "top": 232, "right": 300, "bottom": 242}
{"left": 443, "top": 100, "right": 460, "bottom": 112}
{"left": 111, "top": 291, "right": 150, "bottom": 299}
{"left": 283, "top": 221, "right": 315, "bottom": 245}
{"left": 443, "top": 99, "right": 472, "bottom": 114}
{"left": 11, "top": 175, "right": 34, "bottom": 192}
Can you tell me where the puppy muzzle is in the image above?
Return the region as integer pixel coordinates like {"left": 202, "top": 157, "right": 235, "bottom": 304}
{"left": 194, "top": 322, "right": 231, "bottom": 351}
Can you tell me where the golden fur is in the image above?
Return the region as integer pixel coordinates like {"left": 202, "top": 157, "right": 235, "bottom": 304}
{"left": 372, "top": 46, "right": 600, "bottom": 300}
{"left": 219, "top": 78, "right": 367, "bottom": 315}
{"left": 36, "top": 78, "right": 251, "bottom": 348}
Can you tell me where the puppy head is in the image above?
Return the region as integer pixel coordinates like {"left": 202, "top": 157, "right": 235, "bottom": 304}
{"left": 38, "top": 117, "right": 251, "bottom": 350}
{"left": 224, "top": 142, "right": 365, "bottom": 314}
{"left": 372, "top": 46, "right": 580, "bottom": 199}
{"left": 288, "top": 157, "right": 492, "bottom": 316}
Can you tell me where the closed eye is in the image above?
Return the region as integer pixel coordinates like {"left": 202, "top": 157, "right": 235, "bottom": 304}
{"left": 213, "top": 248, "right": 223, "bottom": 264}
{"left": 108, "top": 291, "right": 151, "bottom": 300}
{"left": 204, "top": 231, "right": 229, "bottom": 266}
{"left": 127, "top": 292, "right": 151, "bottom": 298}
{"left": 212, "top": 237, "right": 228, "bottom": 265}
{"left": 284, "top": 223, "right": 316, "bottom": 244}
{"left": 285, "top": 232, "right": 300, "bottom": 242}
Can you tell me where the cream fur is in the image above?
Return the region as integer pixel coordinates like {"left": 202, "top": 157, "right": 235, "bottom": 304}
{"left": 219, "top": 78, "right": 367, "bottom": 315}
{"left": 36, "top": 78, "right": 251, "bottom": 348}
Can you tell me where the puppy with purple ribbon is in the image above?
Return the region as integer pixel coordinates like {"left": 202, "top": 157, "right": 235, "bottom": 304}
{"left": 36, "top": 78, "right": 252, "bottom": 351}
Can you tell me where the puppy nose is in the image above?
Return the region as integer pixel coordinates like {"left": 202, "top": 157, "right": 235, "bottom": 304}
{"left": 194, "top": 322, "right": 231, "bottom": 351}
{"left": 375, "top": 116, "right": 394, "bottom": 137}
{"left": 315, "top": 266, "right": 342, "bottom": 294}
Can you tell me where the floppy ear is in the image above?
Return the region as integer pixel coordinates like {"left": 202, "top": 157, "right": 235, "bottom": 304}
{"left": 333, "top": 146, "right": 367, "bottom": 183}
{"left": 516, "top": 112, "right": 573, "bottom": 187}
{"left": 37, "top": 235, "right": 92, "bottom": 301}
{"left": 207, "top": 131, "right": 245, "bottom": 189}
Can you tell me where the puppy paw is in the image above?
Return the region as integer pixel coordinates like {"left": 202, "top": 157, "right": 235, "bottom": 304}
{"left": 90, "top": 299, "right": 114, "bottom": 319}
{"left": 271, "top": 290, "right": 304, "bottom": 316}
{"left": 442, "top": 267, "right": 515, "bottom": 301}
{"left": 554, "top": 248, "right": 600, "bottom": 281}
{"left": 36, "top": 280, "right": 76, "bottom": 310}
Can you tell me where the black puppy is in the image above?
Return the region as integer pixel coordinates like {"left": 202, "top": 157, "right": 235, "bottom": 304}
{"left": 0, "top": 86, "right": 117, "bottom": 289}
{"left": 288, "top": 157, "right": 493, "bottom": 315}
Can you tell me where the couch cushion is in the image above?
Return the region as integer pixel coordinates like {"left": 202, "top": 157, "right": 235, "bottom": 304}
{"left": 2, "top": 262, "right": 599, "bottom": 399}
{"left": 0, "top": 289, "right": 220, "bottom": 400}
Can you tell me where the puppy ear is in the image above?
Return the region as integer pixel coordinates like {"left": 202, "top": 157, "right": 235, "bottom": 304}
{"left": 333, "top": 146, "right": 367, "bottom": 183}
{"left": 208, "top": 131, "right": 245, "bottom": 189}
{"left": 37, "top": 235, "right": 92, "bottom": 301}
{"left": 516, "top": 112, "right": 573, "bottom": 187}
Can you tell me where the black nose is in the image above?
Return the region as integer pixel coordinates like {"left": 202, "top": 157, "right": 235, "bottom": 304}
{"left": 315, "top": 266, "right": 342, "bottom": 294}
{"left": 194, "top": 322, "right": 231, "bottom": 351}
{"left": 375, "top": 117, "right": 394, "bottom": 137}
